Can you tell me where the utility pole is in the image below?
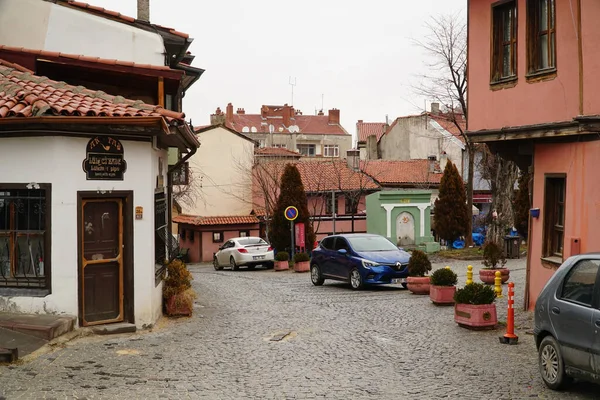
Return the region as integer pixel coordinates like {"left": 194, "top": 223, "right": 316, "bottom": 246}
{"left": 331, "top": 190, "right": 336, "bottom": 235}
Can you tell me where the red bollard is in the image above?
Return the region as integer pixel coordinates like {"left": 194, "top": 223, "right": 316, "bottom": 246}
{"left": 499, "top": 282, "right": 519, "bottom": 344}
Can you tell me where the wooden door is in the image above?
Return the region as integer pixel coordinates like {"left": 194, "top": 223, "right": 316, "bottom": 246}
{"left": 80, "top": 199, "right": 123, "bottom": 326}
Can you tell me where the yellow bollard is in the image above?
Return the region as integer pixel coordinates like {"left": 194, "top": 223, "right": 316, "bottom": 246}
{"left": 494, "top": 271, "right": 503, "bottom": 298}
{"left": 466, "top": 265, "right": 473, "bottom": 285}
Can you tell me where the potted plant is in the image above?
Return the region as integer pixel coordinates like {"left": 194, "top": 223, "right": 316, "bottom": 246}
{"left": 453, "top": 282, "right": 497, "bottom": 329}
{"left": 479, "top": 241, "right": 509, "bottom": 284}
{"left": 274, "top": 251, "right": 289, "bottom": 271}
{"left": 293, "top": 252, "right": 310, "bottom": 272}
{"left": 163, "top": 259, "right": 197, "bottom": 317}
{"left": 406, "top": 249, "right": 432, "bottom": 294}
{"left": 429, "top": 267, "right": 458, "bottom": 305}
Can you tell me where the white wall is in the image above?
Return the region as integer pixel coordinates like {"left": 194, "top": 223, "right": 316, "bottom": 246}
{"left": 0, "top": 136, "right": 164, "bottom": 328}
{"left": 0, "top": 0, "right": 165, "bottom": 66}
{"left": 185, "top": 127, "right": 254, "bottom": 216}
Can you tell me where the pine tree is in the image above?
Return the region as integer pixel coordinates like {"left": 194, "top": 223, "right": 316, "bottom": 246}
{"left": 433, "top": 161, "right": 470, "bottom": 243}
{"left": 269, "top": 164, "right": 316, "bottom": 252}
{"left": 513, "top": 170, "right": 530, "bottom": 238}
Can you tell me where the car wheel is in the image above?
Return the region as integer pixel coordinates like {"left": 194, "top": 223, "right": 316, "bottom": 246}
{"left": 310, "top": 264, "right": 324, "bottom": 286}
{"left": 350, "top": 268, "right": 364, "bottom": 290}
{"left": 230, "top": 257, "right": 239, "bottom": 271}
{"left": 213, "top": 257, "right": 219, "bottom": 271}
{"left": 539, "top": 336, "right": 569, "bottom": 390}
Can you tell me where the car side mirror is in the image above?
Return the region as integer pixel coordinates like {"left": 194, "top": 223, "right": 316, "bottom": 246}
{"left": 338, "top": 249, "right": 347, "bottom": 255}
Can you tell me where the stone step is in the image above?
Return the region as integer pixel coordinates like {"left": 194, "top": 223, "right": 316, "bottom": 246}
{"left": 0, "top": 313, "right": 76, "bottom": 341}
{"left": 91, "top": 322, "right": 136, "bottom": 335}
{"left": 0, "top": 326, "right": 48, "bottom": 362}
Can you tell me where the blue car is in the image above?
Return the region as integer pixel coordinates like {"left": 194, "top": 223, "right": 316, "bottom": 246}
{"left": 310, "top": 233, "right": 411, "bottom": 290}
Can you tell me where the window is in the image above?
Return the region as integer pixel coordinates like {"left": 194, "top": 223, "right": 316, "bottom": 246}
{"left": 323, "top": 144, "right": 340, "bottom": 158}
{"left": 155, "top": 192, "right": 168, "bottom": 264}
{"left": 189, "top": 230, "right": 194, "bottom": 243}
{"left": 258, "top": 139, "right": 266, "bottom": 148}
{"left": 180, "top": 228, "right": 186, "bottom": 240}
{"left": 491, "top": 1, "right": 517, "bottom": 82}
{"left": 273, "top": 143, "right": 287, "bottom": 148}
{"left": 543, "top": 176, "right": 565, "bottom": 258}
{"left": 345, "top": 193, "right": 359, "bottom": 215}
{"left": 297, "top": 144, "right": 316, "bottom": 157}
{"left": 326, "top": 194, "right": 338, "bottom": 215}
{"left": 239, "top": 230, "right": 250, "bottom": 237}
{"left": 333, "top": 238, "right": 350, "bottom": 252}
{"left": 213, "top": 232, "right": 224, "bottom": 243}
{"left": 172, "top": 162, "right": 189, "bottom": 185}
{"left": 320, "top": 237, "right": 335, "bottom": 250}
{"left": 527, "top": 0, "right": 556, "bottom": 74}
{"left": 560, "top": 259, "right": 600, "bottom": 307}
{"left": 0, "top": 186, "right": 50, "bottom": 290}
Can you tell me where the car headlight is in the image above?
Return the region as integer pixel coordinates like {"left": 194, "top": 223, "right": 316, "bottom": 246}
{"left": 361, "top": 259, "right": 377, "bottom": 269}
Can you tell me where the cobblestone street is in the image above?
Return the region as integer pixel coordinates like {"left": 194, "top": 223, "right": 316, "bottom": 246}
{"left": 1, "top": 258, "right": 598, "bottom": 399}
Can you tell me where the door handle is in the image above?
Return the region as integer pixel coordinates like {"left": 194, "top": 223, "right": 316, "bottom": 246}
{"left": 551, "top": 307, "right": 560, "bottom": 315}
{"left": 595, "top": 320, "right": 600, "bottom": 328}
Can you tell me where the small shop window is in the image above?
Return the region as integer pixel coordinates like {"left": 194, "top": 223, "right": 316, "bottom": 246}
{"left": 213, "top": 232, "right": 224, "bottom": 243}
{"left": 239, "top": 230, "right": 250, "bottom": 238}
{"left": 0, "top": 185, "right": 51, "bottom": 291}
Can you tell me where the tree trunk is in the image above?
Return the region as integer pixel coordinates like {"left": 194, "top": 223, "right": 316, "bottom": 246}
{"left": 465, "top": 146, "right": 475, "bottom": 247}
{"left": 488, "top": 156, "right": 519, "bottom": 246}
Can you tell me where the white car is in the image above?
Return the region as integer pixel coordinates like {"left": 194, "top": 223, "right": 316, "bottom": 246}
{"left": 213, "top": 237, "right": 274, "bottom": 270}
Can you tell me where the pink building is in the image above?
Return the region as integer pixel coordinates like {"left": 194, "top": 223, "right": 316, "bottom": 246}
{"left": 467, "top": 0, "right": 600, "bottom": 309}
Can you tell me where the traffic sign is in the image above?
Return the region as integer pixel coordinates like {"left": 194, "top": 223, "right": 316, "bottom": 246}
{"left": 284, "top": 206, "right": 298, "bottom": 221}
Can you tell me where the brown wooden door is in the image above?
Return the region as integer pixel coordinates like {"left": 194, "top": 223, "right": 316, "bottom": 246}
{"left": 81, "top": 199, "right": 123, "bottom": 326}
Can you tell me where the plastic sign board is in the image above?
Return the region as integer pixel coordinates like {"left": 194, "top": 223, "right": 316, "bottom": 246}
{"left": 295, "top": 223, "right": 305, "bottom": 248}
{"left": 284, "top": 206, "right": 298, "bottom": 221}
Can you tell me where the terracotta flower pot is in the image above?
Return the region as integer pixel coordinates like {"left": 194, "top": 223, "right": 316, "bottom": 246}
{"left": 293, "top": 261, "right": 310, "bottom": 272}
{"left": 429, "top": 285, "right": 456, "bottom": 305}
{"left": 406, "top": 276, "right": 430, "bottom": 294}
{"left": 454, "top": 303, "right": 497, "bottom": 330}
{"left": 165, "top": 294, "right": 192, "bottom": 317}
{"left": 274, "top": 260, "right": 289, "bottom": 271}
{"left": 479, "top": 268, "right": 510, "bottom": 284}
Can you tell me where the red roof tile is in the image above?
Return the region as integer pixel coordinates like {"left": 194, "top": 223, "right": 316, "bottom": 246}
{"left": 255, "top": 147, "right": 303, "bottom": 157}
{"left": 0, "top": 62, "right": 185, "bottom": 121}
{"left": 360, "top": 160, "right": 443, "bottom": 186}
{"left": 64, "top": 1, "right": 190, "bottom": 38}
{"left": 428, "top": 113, "right": 466, "bottom": 142}
{"left": 173, "top": 215, "right": 260, "bottom": 226}
{"left": 226, "top": 114, "right": 349, "bottom": 136}
{"left": 357, "top": 121, "right": 387, "bottom": 142}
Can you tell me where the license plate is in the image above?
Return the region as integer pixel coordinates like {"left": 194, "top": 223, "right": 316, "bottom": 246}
{"left": 391, "top": 278, "right": 406, "bottom": 284}
{"left": 253, "top": 255, "right": 265, "bottom": 260}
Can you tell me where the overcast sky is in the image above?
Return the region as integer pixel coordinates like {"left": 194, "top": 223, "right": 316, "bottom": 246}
{"left": 92, "top": 0, "right": 466, "bottom": 140}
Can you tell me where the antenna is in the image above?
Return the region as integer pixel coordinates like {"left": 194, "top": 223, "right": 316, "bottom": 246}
{"left": 289, "top": 76, "right": 297, "bottom": 106}
{"left": 321, "top": 94, "right": 324, "bottom": 111}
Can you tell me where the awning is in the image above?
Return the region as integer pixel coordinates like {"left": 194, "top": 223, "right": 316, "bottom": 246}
{"left": 473, "top": 193, "right": 492, "bottom": 203}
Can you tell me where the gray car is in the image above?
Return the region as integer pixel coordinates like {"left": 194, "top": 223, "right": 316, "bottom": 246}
{"left": 534, "top": 253, "right": 600, "bottom": 390}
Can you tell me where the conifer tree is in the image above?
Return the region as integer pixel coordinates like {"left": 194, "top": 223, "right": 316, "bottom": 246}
{"left": 433, "top": 161, "right": 470, "bottom": 243}
{"left": 269, "top": 164, "right": 316, "bottom": 252}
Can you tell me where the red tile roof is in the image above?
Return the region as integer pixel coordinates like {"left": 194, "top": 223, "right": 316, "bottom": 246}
{"left": 0, "top": 45, "right": 176, "bottom": 72}
{"left": 173, "top": 215, "right": 260, "bottom": 226}
{"left": 64, "top": 1, "right": 190, "bottom": 38}
{"left": 255, "top": 160, "right": 379, "bottom": 192}
{"left": 220, "top": 113, "right": 349, "bottom": 136}
{"left": 360, "top": 160, "right": 443, "bottom": 186}
{"left": 255, "top": 147, "right": 303, "bottom": 157}
{"left": 357, "top": 121, "right": 387, "bottom": 142}
{"left": 0, "top": 62, "right": 185, "bottom": 121}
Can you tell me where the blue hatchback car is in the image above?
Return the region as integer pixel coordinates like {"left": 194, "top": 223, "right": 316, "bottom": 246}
{"left": 310, "top": 233, "right": 411, "bottom": 290}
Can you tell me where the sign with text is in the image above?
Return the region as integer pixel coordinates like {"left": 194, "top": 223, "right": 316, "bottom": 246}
{"left": 295, "top": 223, "right": 305, "bottom": 249}
{"left": 82, "top": 136, "right": 127, "bottom": 180}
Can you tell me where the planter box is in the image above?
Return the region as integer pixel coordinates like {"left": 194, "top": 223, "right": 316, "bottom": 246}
{"left": 429, "top": 285, "right": 456, "bottom": 305}
{"left": 165, "top": 294, "right": 192, "bottom": 317}
{"left": 479, "top": 268, "right": 510, "bottom": 284}
{"left": 454, "top": 303, "right": 497, "bottom": 330}
{"left": 293, "top": 261, "right": 310, "bottom": 272}
{"left": 274, "top": 261, "right": 289, "bottom": 271}
{"left": 406, "top": 276, "right": 430, "bottom": 295}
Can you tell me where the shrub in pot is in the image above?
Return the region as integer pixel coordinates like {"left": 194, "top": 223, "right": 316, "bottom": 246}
{"left": 479, "top": 241, "right": 509, "bottom": 284}
{"left": 429, "top": 267, "right": 458, "bottom": 305}
{"left": 274, "top": 251, "right": 290, "bottom": 271}
{"left": 293, "top": 252, "right": 310, "bottom": 272}
{"left": 163, "top": 259, "right": 197, "bottom": 317}
{"left": 453, "top": 282, "right": 497, "bottom": 329}
{"left": 406, "top": 250, "right": 432, "bottom": 295}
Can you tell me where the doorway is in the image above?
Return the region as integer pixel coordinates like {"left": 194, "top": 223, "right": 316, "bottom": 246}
{"left": 396, "top": 211, "right": 416, "bottom": 246}
{"left": 78, "top": 192, "right": 133, "bottom": 327}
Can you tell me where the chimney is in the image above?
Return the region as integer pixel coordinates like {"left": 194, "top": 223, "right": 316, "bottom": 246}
{"left": 366, "top": 135, "right": 378, "bottom": 160}
{"left": 282, "top": 103, "right": 291, "bottom": 127}
{"left": 137, "top": 0, "right": 150, "bottom": 22}
{"left": 430, "top": 102, "right": 440, "bottom": 114}
{"left": 427, "top": 155, "right": 437, "bottom": 173}
{"left": 226, "top": 103, "right": 233, "bottom": 124}
{"left": 237, "top": 108, "right": 245, "bottom": 115}
{"left": 317, "top": 109, "right": 324, "bottom": 116}
{"left": 328, "top": 108, "right": 340, "bottom": 125}
{"left": 211, "top": 107, "right": 226, "bottom": 125}
{"left": 261, "top": 105, "right": 269, "bottom": 119}
{"left": 346, "top": 149, "right": 360, "bottom": 171}
{"left": 439, "top": 152, "right": 448, "bottom": 172}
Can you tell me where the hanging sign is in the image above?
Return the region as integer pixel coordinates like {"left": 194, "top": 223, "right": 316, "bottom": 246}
{"left": 82, "top": 136, "right": 127, "bottom": 180}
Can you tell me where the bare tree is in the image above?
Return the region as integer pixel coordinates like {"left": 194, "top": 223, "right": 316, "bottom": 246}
{"left": 412, "top": 12, "right": 519, "bottom": 247}
{"left": 173, "top": 165, "right": 205, "bottom": 210}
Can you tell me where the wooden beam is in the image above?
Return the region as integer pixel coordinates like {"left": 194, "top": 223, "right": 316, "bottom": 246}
{"left": 158, "top": 77, "right": 165, "bottom": 107}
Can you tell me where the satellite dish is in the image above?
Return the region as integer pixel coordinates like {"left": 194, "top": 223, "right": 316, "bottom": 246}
{"left": 251, "top": 126, "right": 257, "bottom": 133}
{"left": 278, "top": 126, "right": 284, "bottom": 132}
{"left": 242, "top": 126, "right": 250, "bottom": 133}
{"left": 289, "top": 125, "right": 299, "bottom": 133}
{"left": 269, "top": 124, "right": 274, "bottom": 134}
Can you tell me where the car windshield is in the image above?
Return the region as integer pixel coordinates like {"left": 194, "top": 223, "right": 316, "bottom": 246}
{"left": 347, "top": 236, "right": 399, "bottom": 252}
{"left": 238, "top": 238, "right": 268, "bottom": 246}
